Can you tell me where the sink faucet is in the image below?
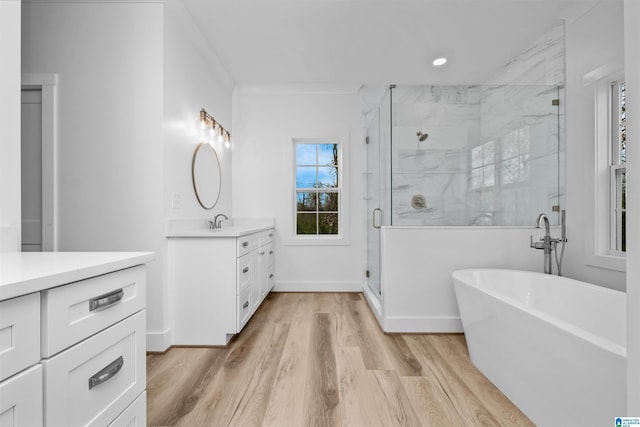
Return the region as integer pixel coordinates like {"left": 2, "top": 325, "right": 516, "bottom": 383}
{"left": 530, "top": 212, "right": 567, "bottom": 275}
{"left": 210, "top": 214, "right": 228, "bottom": 231}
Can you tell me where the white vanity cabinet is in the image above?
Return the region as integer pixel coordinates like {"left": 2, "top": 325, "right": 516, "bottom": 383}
{"left": 169, "top": 227, "right": 275, "bottom": 346}
{"left": 0, "top": 252, "right": 153, "bottom": 427}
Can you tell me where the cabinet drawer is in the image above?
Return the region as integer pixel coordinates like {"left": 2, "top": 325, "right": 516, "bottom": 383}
{"left": 236, "top": 234, "right": 259, "bottom": 257}
{"left": 0, "top": 364, "right": 43, "bottom": 427}
{"left": 237, "top": 287, "right": 251, "bottom": 332}
{"left": 237, "top": 255, "right": 252, "bottom": 294}
{"left": 108, "top": 391, "right": 146, "bottom": 427}
{"left": 263, "top": 242, "right": 275, "bottom": 267}
{"left": 42, "top": 265, "right": 146, "bottom": 357}
{"left": 0, "top": 293, "right": 40, "bottom": 381}
{"left": 260, "top": 229, "right": 274, "bottom": 246}
{"left": 42, "top": 310, "right": 146, "bottom": 427}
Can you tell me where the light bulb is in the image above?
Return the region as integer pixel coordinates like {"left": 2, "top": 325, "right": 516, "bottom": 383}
{"left": 432, "top": 57, "right": 447, "bottom": 66}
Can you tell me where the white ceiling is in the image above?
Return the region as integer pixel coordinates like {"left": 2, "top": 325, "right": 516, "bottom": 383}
{"left": 180, "top": 0, "right": 600, "bottom": 86}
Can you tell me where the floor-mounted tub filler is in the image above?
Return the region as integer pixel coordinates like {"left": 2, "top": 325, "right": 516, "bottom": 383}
{"left": 453, "top": 268, "right": 626, "bottom": 427}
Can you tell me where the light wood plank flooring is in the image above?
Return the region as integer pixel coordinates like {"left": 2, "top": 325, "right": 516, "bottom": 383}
{"left": 147, "top": 292, "right": 533, "bottom": 427}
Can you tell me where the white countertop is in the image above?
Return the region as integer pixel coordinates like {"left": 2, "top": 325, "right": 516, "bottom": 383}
{"left": 165, "top": 218, "right": 275, "bottom": 238}
{"left": 0, "top": 252, "right": 155, "bottom": 301}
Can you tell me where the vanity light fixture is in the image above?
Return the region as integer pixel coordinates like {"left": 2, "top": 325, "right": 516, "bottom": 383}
{"left": 199, "top": 108, "right": 231, "bottom": 147}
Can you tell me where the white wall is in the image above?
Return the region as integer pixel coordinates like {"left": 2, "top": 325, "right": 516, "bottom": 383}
{"left": 563, "top": 0, "right": 626, "bottom": 290}
{"left": 232, "top": 87, "right": 364, "bottom": 291}
{"left": 381, "top": 226, "right": 549, "bottom": 332}
{"left": 163, "top": 0, "right": 233, "bottom": 221}
{"left": 22, "top": 0, "right": 165, "bottom": 341}
{"left": 0, "top": 0, "right": 21, "bottom": 252}
{"left": 624, "top": 0, "right": 640, "bottom": 414}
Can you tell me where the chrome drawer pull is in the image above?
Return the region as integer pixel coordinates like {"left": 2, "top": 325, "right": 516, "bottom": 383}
{"left": 243, "top": 267, "right": 249, "bottom": 273}
{"left": 89, "top": 288, "right": 124, "bottom": 312}
{"left": 242, "top": 241, "right": 249, "bottom": 247}
{"left": 269, "top": 233, "right": 273, "bottom": 238}
{"left": 259, "top": 251, "right": 265, "bottom": 255}
{"left": 89, "top": 356, "right": 124, "bottom": 390}
{"left": 269, "top": 274, "right": 274, "bottom": 279}
{"left": 269, "top": 250, "right": 273, "bottom": 255}
{"left": 242, "top": 301, "right": 249, "bottom": 309}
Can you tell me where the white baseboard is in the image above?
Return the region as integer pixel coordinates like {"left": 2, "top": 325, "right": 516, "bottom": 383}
{"left": 147, "top": 328, "right": 171, "bottom": 352}
{"left": 383, "top": 316, "right": 463, "bottom": 333}
{"left": 362, "top": 284, "right": 383, "bottom": 328}
{"left": 273, "top": 280, "right": 363, "bottom": 292}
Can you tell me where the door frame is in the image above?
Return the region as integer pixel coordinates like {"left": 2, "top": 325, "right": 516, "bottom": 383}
{"left": 22, "top": 73, "right": 57, "bottom": 251}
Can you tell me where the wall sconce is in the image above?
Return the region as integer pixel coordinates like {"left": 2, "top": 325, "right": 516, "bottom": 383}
{"left": 199, "top": 108, "right": 231, "bottom": 148}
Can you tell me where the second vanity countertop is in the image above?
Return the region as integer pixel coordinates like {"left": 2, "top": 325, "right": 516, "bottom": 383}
{"left": 0, "top": 251, "right": 155, "bottom": 301}
{"left": 165, "top": 218, "right": 275, "bottom": 238}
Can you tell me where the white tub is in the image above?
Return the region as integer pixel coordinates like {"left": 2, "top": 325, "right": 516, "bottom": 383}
{"left": 453, "top": 269, "right": 626, "bottom": 427}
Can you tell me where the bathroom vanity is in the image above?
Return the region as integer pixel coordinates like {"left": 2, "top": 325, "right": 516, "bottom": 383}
{"left": 0, "top": 251, "right": 154, "bottom": 427}
{"left": 167, "top": 219, "right": 275, "bottom": 346}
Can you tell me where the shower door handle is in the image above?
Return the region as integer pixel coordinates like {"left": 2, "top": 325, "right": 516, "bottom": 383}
{"left": 372, "top": 208, "right": 382, "bottom": 229}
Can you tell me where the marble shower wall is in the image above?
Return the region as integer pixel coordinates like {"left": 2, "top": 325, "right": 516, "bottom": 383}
{"left": 391, "top": 86, "right": 481, "bottom": 225}
{"left": 390, "top": 22, "right": 565, "bottom": 226}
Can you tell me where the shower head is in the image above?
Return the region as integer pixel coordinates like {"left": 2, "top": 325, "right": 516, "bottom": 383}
{"left": 416, "top": 131, "right": 429, "bottom": 142}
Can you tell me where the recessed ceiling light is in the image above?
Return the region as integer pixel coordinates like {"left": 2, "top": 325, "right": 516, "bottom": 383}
{"left": 432, "top": 57, "right": 447, "bottom": 67}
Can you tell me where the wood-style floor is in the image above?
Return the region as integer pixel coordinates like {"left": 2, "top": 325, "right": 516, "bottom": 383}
{"left": 146, "top": 292, "right": 533, "bottom": 427}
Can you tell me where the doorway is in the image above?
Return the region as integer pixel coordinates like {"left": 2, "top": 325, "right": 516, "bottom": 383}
{"left": 21, "top": 74, "right": 57, "bottom": 252}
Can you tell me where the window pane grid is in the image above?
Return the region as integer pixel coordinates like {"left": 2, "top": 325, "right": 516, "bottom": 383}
{"left": 295, "top": 142, "right": 340, "bottom": 236}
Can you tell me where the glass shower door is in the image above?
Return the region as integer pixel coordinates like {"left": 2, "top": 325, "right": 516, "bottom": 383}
{"left": 365, "top": 88, "right": 391, "bottom": 298}
{"left": 366, "top": 114, "right": 382, "bottom": 297}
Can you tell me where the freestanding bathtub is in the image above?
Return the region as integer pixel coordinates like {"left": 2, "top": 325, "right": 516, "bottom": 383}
{"left": 452, "top": 269, "right": 626, "bottom": 427}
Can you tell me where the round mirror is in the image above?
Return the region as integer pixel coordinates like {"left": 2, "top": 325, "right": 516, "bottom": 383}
{"left": 192, "top": 142, "right": 221, "bottom": 210}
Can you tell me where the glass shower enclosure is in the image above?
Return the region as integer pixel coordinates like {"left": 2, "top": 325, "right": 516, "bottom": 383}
{"left": 364, "top": 84, "right": 564, "bottom": 304}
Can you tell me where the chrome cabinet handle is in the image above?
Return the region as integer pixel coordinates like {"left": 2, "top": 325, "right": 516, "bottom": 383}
{"left": 242, "top": 241, "right": 249, "bottom": 247}
{"left": 89, "top": 289, "right": 124, "bottom": 312}
{"left": 242, "top": 301, "right": 249, "bottom": 309}
{"left": 269, "top": 274, "right": 274, "bottom": 279}
{"left": 243, "top": 267, "right": 249, "bottom": 273}
{"left": 269, "top": 250, "right": 273, "bottom": 255}
{"left": 89, "top": 356, "right": 124, "bottom": 390}
{"left": 269, "top": 233, "right": 273, "bottom": 238}
{"left": 372, "top": 208, "right": 382, "bottom": 229}
{"left": 259, "top": 251, "right": 265, "bottom": 255}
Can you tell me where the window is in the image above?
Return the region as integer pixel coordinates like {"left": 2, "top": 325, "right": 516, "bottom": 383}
{"left": 295, "top": 142, "right": 340, "bottom": 235}
{"left": 590, "top": 72, "right": 626, "bottom": 269}
{"left": 611, "top": 80, "right": 626, "bottom": 252}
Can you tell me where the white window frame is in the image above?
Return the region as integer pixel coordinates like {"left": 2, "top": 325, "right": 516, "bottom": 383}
{"left": 285, "top": 137, "right": 350, "bottom": 246}
{"left": 587, "top": 71, "right": 626, "bottom": 271}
